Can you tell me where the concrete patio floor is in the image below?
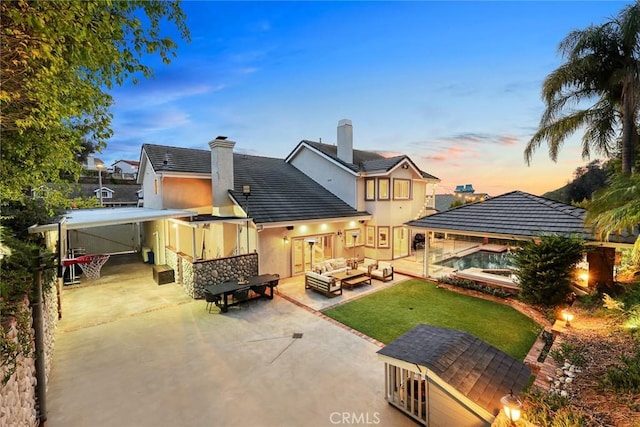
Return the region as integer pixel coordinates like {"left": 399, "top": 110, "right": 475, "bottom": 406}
{"left": 46, "top": 255, "right": 416, "bottom": 427}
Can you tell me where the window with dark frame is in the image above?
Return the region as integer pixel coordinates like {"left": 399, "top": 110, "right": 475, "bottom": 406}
{"left": 365, "top": 178, "right": 376, "bottom": 201}
{"left": 393, "top": 179, "right": 411, "bottom": 200}
{"left": 378, "top": 178, "right": 390, "bottom": 200}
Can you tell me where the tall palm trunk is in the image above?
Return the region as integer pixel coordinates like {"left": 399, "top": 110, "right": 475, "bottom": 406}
{"left": 620, "top": 87, "right": 636, "bottom": 175}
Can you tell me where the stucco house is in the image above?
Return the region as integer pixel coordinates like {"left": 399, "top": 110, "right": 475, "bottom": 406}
{"left": 111, "top": 159, "right": 140, "bottom": 179}
{"left": 135, "top": 119, "right": 439, "bottom": 294}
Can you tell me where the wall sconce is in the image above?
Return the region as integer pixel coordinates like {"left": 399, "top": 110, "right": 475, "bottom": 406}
{"left": 500, "top": 390, "right": 522, "bottom": 426}
{"left": 283, "top": 236, "right": 289, "bottom": 244}
{"left": 561, "top": 309, "right": 574, "bottom": 327}
{"left": 402, "top": 163, "right": 409, "bottom": 169}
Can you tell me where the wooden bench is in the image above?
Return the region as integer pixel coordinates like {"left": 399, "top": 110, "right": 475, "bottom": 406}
{"left": 152, "top": 265, "right": 174, "bottom": 285}
{"left": 305, "top": 272, "right": 342, "bottom": 297}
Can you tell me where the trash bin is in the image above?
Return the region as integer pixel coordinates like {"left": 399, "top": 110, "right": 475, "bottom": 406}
{"left": 147, "top": 251, "right": 155, "bottom": 264}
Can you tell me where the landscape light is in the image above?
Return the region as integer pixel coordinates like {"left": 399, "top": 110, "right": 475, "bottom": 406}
{"left": 500, "top": 391, "right": 522, "bottom": 426}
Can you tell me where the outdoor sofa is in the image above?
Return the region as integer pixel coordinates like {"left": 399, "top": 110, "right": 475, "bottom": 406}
{"left": 305, "top": 270, "right": 342, "bottom": 297}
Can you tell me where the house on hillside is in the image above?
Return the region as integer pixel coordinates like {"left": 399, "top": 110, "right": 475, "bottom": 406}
{"left": 71, "top": 183, "right": 141, "bottom": 208}
{"left": 136, "top": 119, "right": 440, "bottom": 296}
{"left": 111, "top": 159, "right": 140, "bottom": 179}
{"left": 435, "top": 184, "right": 489, "bottom": 212}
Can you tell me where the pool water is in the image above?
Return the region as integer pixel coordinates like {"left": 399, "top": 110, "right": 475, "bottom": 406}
{"left": 436, "top": 250, "right": 514, "bottom": 270}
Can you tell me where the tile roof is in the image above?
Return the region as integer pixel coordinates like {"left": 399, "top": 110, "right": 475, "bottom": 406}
{"left": 143, "top": 143, "right": 211, "bottom": 174}
{"left": 71, "top": 183, "right": 141, "bottom": 204}
{"left": 229, "top": 154, "right": 369, "bottom": 224}
{"left": 300, "top": 140, "right": 439, "bottom": 180}
{"left": 407, "top": 190, "right": 597, "bottom": 240}
{"left": 377, "top": 324, "right": 531, "bottom": 416}
{"left": 142, "top": 144, "right": 368, "bottom": 225}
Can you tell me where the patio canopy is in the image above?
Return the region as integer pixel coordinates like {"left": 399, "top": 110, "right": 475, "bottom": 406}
{"left": 28, "top": 207, "right": 197, "bottom": 233}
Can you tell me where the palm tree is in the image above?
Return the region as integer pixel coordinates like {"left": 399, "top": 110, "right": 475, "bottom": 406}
{"left": 586, "top": 173, "right": 640, "bottom": 266}
{"left": 525, "top": 3, "right": 640, "bottom": 176}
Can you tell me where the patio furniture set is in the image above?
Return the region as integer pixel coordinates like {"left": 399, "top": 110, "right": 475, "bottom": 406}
{"left": 305, "top": 257, "right": 394, "bottom": 297}
{"left": 204, "top": 273, "right": 280, "bottom": 313}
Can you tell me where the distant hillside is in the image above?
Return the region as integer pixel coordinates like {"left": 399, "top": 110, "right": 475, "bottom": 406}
{"left": 543, "top": 160, "right": 610, "bottom": 204}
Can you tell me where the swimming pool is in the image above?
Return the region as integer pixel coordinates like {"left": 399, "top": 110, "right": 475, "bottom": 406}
{"left": 436, "top": 250, "right": 514, "bottom": 271}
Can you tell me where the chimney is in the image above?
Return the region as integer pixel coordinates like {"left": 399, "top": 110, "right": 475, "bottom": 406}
{"left": 209, "top": 136, "right": 235, "bottom": 210}
{"left": 337, "top": 119, "right": 353, "bottom": 163}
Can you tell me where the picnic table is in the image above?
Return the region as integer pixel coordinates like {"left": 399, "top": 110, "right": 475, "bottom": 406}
{"left": 205, "top": 274, "right": 279, "bottom": 313}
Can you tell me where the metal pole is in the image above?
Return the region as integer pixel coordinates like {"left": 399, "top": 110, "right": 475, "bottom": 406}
{"left": 245, "top": 195, "right": 250, "bottom": 254}
{"left": 32, "top": 253, "right": 47, "bottom": 425}
{"left": 98, "top": 168, "right": 103, "bottom": 206}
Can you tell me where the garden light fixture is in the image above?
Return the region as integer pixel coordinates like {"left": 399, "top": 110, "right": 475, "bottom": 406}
{"left": 500, "top": 390, "right": 522, "bottom": 426}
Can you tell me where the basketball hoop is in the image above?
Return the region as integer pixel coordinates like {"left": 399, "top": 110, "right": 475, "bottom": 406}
{"left": 62, "top": 254, "right": 110, "bottom": 281}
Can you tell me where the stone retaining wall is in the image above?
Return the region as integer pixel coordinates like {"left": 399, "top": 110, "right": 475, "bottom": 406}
{"left": 0, "top": 278, "right": 59, "bottom": 427}
{"left": 164, "top": 249, "right": 259, "bottom": 299}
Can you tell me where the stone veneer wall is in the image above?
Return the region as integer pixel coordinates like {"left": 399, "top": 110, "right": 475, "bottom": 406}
{"left": 192, "top": 253, "right": 259, "bottom": 299}
{"left": 0, "top": 278, "right": 59, "bottom": 427}
{"left": 163, "top": 249, "right": 259, "bottom": 299}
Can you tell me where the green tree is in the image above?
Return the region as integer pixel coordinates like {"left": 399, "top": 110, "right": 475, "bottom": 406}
{"left": 524, "top": 3, "right": 640, "bottom": 176}
{"left": 0, "top": 0, "right": 189, "bottom": 384}
{"left": 511, "top": 235, "right": 586, "bottom": 307}
{"left": 587, "top": 173, "right": 640, "bottom": 267}
{"left": 0, "top": 0, "right": 190, "bottom": 207}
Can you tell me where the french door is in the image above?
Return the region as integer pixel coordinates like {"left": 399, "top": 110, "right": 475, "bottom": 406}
{"left": 292, "top": 234, "right": 334, "bottom": 275}
{"left": 393, "top": 227, "right": 409, "bottom": 259}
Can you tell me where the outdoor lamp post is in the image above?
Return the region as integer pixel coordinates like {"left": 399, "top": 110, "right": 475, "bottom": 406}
{"left": 96, "top": 163, "right": 104, "bottom": 206}
{"left": 242, "top": 184, "right": 251, "bottom": 254}
{"left": 306, "top": 239, "right": 317, "bottom": 271}
{"left": 500, "top": 390, "right": 522, "bottom": 426}
{"left": 561, "top": 309, "right": 574, "bottom": 327}
{"left": 351, "top": 232, "right": 359, "bottom": 261}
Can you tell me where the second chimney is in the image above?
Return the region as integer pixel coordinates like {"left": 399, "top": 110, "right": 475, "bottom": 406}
{"left": 337, "top": 119, "right": 353, "bottom": 164}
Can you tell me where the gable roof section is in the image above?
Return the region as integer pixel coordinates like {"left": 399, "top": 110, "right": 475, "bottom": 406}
{"left": 287, "top": 140, "right": 439, "bottom": 180}
{"left": 229, "top": 153, "right": 369, "bottom": 224}
{"left": 142, "top": 143, "right": 211, "bottom": 174}
{"left": 377, "top": 324, "right": 531, "bottom": 417}
{"left": 407, "top": 190, "right": 596, "bottom": 240}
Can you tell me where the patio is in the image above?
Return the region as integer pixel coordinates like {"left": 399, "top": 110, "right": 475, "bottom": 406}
{"left": 46, "top": 255, "right": 415, "bottom": 427}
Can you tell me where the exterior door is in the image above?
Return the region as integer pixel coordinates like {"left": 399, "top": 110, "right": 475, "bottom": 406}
{"left": 393, "top": 226, "right": 409, "bottom": 259}
{"left": 292, "top": 234, "right": 334, "bottom": 275}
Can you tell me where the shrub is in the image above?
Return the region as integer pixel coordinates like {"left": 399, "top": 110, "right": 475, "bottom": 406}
{"left": 522, "top": 389, "right": 586, "bottom": 427}
{"left": 437, "top": 275, "right": 512, "bottom": 298}
{"left": 599, "top": 349, "right": 640, "bottom": 394}
{"left": 550, "top": 342, "right": 586, "bottom": 367}
{"left": 511, "top": 235, "right": 586, "bottom": 307}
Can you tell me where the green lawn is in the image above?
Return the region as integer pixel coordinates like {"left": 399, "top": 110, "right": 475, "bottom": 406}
{"left": 323, "top": 279, "right": 541, "bottom": 360}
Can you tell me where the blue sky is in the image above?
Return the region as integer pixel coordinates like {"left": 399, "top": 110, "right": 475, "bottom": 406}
{"left": 104, "top": 1, "right": 631, "bottom": 195}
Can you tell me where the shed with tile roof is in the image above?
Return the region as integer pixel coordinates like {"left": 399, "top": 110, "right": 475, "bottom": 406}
{"left": 377, "top": 324, "right": 531, "bottom": 426}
